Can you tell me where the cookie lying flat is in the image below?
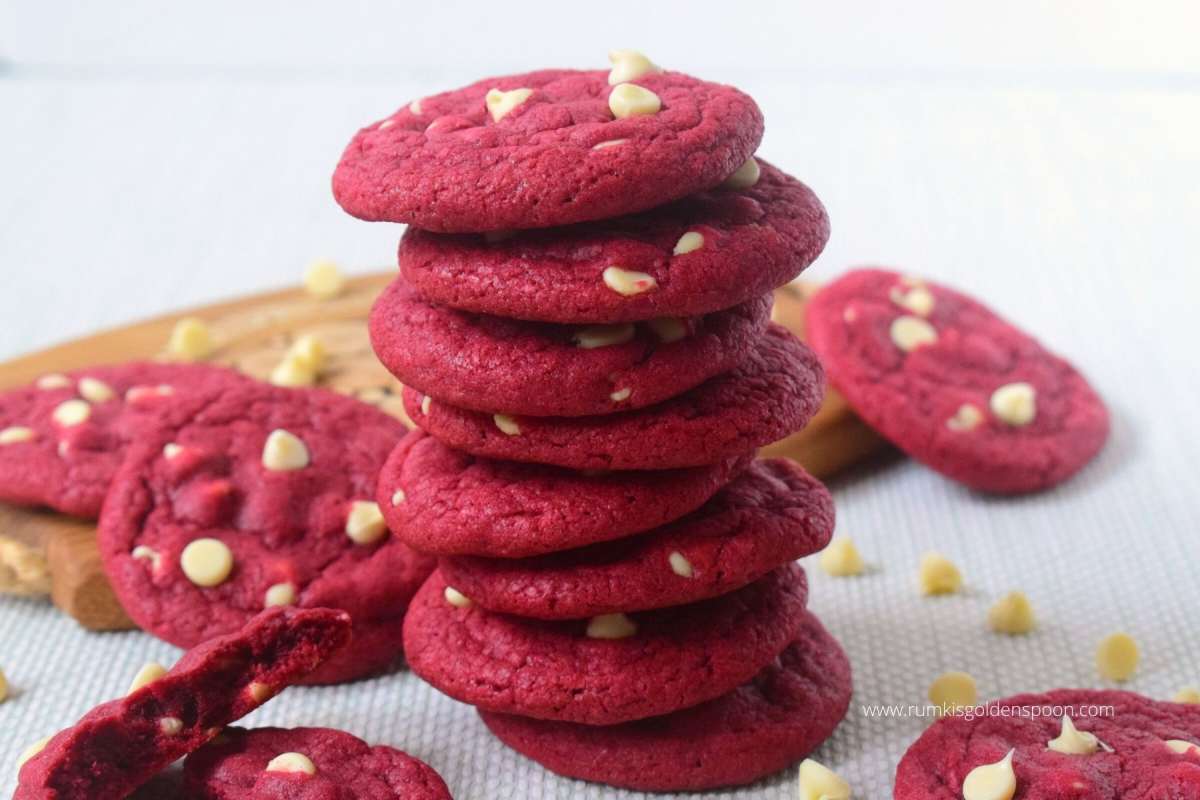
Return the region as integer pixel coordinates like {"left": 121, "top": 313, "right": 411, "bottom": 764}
{"left": 14, "top": 607, "right": 351, "bottom": 800}
{"left": 439, "top": 459, "right": 833, "bottom": 619}
{"left": 333, "top": 63, "right": 762, "bottom": 232}
{"left": 405, "top": 565, "right": 807, "bottom": 725}
{"left": 0, "top": 363, "right": 248, "bottom": 517}
{"left": 99, "top": 381, "right": 433, "bottom": 684}
{"left": 377, "top": 431, "right": 749, "bottom": 559}
{"left": 403, "top": 324, "right": 824, "bottom": 470}
{"left": 894, "top": 688, "right": 1200, "bottom": 799}
{"left": 481, "top": 611, "right": 850, "bottom": 792}
{"left": 398, "top": 160, "right": 828, "bottom": 324}
{"left": 182, "top": 727, "right": 452, "bottom": 799}
{"left": 806, "top": 269, "right": 1109, "bottom": 493}
{"left": 369, "top": 278, "right": 771, "bottom": 416}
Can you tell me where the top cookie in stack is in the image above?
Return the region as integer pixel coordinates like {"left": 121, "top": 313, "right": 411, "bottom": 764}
{"left": 335, "top": 51, "right": 849, "bottom": 792}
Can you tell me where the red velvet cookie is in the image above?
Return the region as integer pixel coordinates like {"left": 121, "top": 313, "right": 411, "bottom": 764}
{"left": 14, "top": 607, "right": 351, "bottom": 800}
{"left": 404, "top": 565, "right": 808, "bottom": 725}
{"left": 369, "top": 277, "right": 771, "bottom": 416}
{"left": 98, "top": 381, "right": 433, "bottom": 685}
{"left": 398, "top": 160, "right": 828, "bottom": 324}
{"left": 0, "top": 363, "right": 249, "bottom": 517}
{"left": 480, "top": 611, "right": 850, "bottom": 792}
{"left": 439, "top": 458, "right": 833, "bottom": 619}
{"left": 332, "top": 65, "right": 763, "bottom": 232}
{"left": 894, "top": 689, "right": 1200, "bottom": 799}
{"left": 806, "top": 269, "right": 1109, "bottom": 493}
{"left": 182, "top": 727, "right": 452, "bottom": 800}
{"left": 403, "top": 324, "right": 824, "bottom": 470}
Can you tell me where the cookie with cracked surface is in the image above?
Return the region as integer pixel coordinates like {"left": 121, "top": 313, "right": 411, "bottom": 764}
{"left": 182, "top": 727, "right": 452, "bottom": 799}
{"left": 481, "top": 611, "right": 851, "bottom": 792}
{"left": 98, "top": 381, "right": 433, "bottom": 685}
{"left": 398, "top": 160, "right": 828, "bottom": 324}
{"left": 378, "top": 430, "right": 749, "bottom": 558}
{"left": 894, "top": 688, "right": 1200, "bottom": 799}
{"left": 439, "top": 458, "right": 833, "bottom": 619}
{"left": 404, "top": 564, "right": 808, "bottom": 725}
{"left": 369, "top": 277, "right": 771, "bottom": 416}
{"left": 806, "top": 268, "right": 1109, "bottom": 493}
{"left": 332, "top": 65, "right": 763, "bottom": 231}
{"left": 403, "top": 324, "right": 824, "bottom": 470}
{"left": 14, "top": 607, "right": 351, "bottom": 800}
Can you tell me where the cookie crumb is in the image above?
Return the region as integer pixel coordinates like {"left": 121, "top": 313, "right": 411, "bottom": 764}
{"left": 443, "top": 586, "right": 472, "bottom": 608}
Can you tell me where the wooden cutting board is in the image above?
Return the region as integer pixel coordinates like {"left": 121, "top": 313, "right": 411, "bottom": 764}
{"left": 0, "top": 275, "right": 889, "bottom": 630}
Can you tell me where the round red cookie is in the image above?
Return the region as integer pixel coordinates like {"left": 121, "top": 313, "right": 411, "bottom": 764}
{"left": 377, "top": 430, "right": 749, "bottom": 559}
{"left": 182, "top": 727, "right": 451, "bottom": 800}
{"left": 369, "top": 277, "right": 771, "bottom": 416}
{"left": 805, "top": 269, "right": 1109, "bottom": 493}
{"left": 480, "top": 611, "right": 851, "bottom": 792}
{"left": 15, "top": 608, "right": 352, "bottom": 800}
{"left": 398, "top": 160, "right": 828, "bottom": 323}
{"left": 439, "top": 458, "right": 833, "bottom": 619}
{"left": 332, "top": 66, "right": 763, "bottom": 232}
{"left": 0, "top": 363, "right": 249, "bottom": 517}
{"left": 98, "top": 381, "right": 433, "bottom": 685}
{"left": 403, "top": 324, "right": 824, "bottom": 470}
{"left": 894, "top": 689, "right": 1200, "bottom": 799}
{"left": 404, "top": 565, "right": 808, "bottom": 725}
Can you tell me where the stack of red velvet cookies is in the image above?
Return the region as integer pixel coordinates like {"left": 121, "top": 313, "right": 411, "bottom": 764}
{"left": 333, "top": 52, "right": 853, "bottom": 791}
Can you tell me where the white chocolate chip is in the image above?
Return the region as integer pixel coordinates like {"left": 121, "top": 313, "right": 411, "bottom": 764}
{"left": 890, "top": 315, "right": 938, "bottom": 352}
{"left": 672, "top": 231, "right": 704, "bottom": 255}
{"left": 52, "top": 399, "right": 91, "bottom": 427}
{"left": 180, "top": 538, "right": 234, "bottom": 587}
{"left": 1047, "top": 716, "right": 1099, "bottom": 755}
{"left": 646, "top": 317, "right": 687, "bottom": 343}
{"left": 36, "top": 374, "right": 71, "bottom": 390}
{"left": 266, "top": 752, "right": 316, "bottom": 776}
{"left": 0, "top": 427, "right": 35, "bottom": 445}
{"left": 0, "top": 668, "right": 8, "bottom": 704}
{"left": 989, "top": 382, "right": 1037, "bottom": 427}
{"left": 1174, "top": 686, "right": 1200, "bottom": 704}
{"left": 17, "top": 737, "right": 51, "bottom": 768}
{"left": 602, "top": 266, "right": 657, "bottom": 296}
{"left": 890, "top": 285, "right": 936, "bottom": 316}
{"left": 586, "top": 613, "right": 637, "bottom": 639}
{"left": 377, "top": 118, "right": 395, "bottom": 130}
{"left": 78, "top": 377, "right": 115, "bottom": 403}
{"left": 988, "top": 591, "right": 1036, "bottom": 635}
{"left": 493, "top": 414, "right": 521, "bottom": 436}
{"left": 287, "top": 335, "right": 326, "bottom": 372}
{"left": 132, "top": 545, "right": 161, "bottom": 568}
{"left": 265, "top": 582, "right": 297, "bottom": 607}
{"left": 607, "top": 49, "right": 661, "bottom": 85}
{"left": 668, "top": 551, "right": 693, "bottom": 578}
{"left": 167, "top": 317, "right": 213, "bottom": 361}
{"left": 919, "top": 553, "right": 963, "bottom": 595}
{"left": 842, "top": 306, "right": 858, "bottom": 323}
{"left": 345, "top": 501, "right": 387, "bottom": 545}
{"left": 1096, "top": 632, "right": 1139, "bottom": 682}
{"left": 128, "top": 662, "right": 168, "bottom": 695}
{"left": 420, "top": 396, "right": 432, "bottom": 416}
{"left": 721, "top": 157, "right": 760, "bottom": 190}
{"left": 947, "top": 403, "right": 985, "bottom": 432}
{"left": 444, "top": 586, "right": 472, "bottom": 608}
{"left": 609, "top": 387, "right": 632, "bottom": 402}
{"left": 159, "top": 717, "right": 183, "bottom": 735}
{"left": 485, "top": 87, "right": 533, "bottom": 122}
{"left": 608, "top": 83, "right": 661, "bottom": 119}
{"left": 573, "top": 323, "right": 635, "bottom": 349}
{"left": 408, "top": 98, "right": 422, "bottom": 115}
{"left": 248, "top": 682, "right": 273, "bottom": 703}
{"left": 1166, "top": 739, "right": 1200, "bottom": 756}
{"left": 797, "top": 758, "right": 851, "bottom": 800}
{"left": 163, "top": 443, "right": 183, "bottom": 460}
{"left": 303, "top": 259, "right": 345, "bottom": 300}
{"left": 928, "top": 670, "right": 977, "bottom": 715}
{"left": 391, "top": 489, "right": 406, "bottom": 506}
{"left": 125, "top": 384, "right": 174, "bottom": 404}
{"left": 962, "top": 749, "right": 1016, "bottom": 800}
{"left": 269, "top": 353, "right": 318, "bottom": 388}
{"left": 261, "top": 429, "right": 310, "bottom": 471}
{"left": 819, "top": 537, "right": 865, "bottom": 577}
{"left": 592, "top": 139, "right": 627, "bottom": 150}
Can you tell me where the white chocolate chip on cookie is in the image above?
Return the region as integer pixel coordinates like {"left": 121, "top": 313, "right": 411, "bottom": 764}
{"left": 167, "top": 317, "right": 213, "bottom": 361}
{"left": 163, "top": 443, "right": 184, "bottom": 460}
{"left": 262, "top": 429, "right": 309, "bottom": 471}
{"left": 673, "top": 232, "right": 704, "bottom": 255}
{"left": 265, "top": 582, "right": 297, "bottom": 607}
{"left": 180, "top": 538, "right": 234, "bottom": 587}
{"left": 947, "top": 403, "right": 985, "bottom": 432}
{"left": 444, "top": 586, "right": 472, "bottom": 608}
{"left": 52, "top": 399, "right": 91, "bottom": 427}
{"left": 17, "top": 737, "right": 52, "bottom": 768}
{"left": 602, "top": 266, "right": 657, "bottom": 296}
{"left": 797, "top": 758, "right": 851, "bottom": 800}
{"left": 303, "top": 259, "right": 345, "bottom": 300}
{"left": 668, "top": 551, "right": 694, "bottom": 578}
{"left": 408, "top": 98, "right": 423, "bottom": 115}
{"left": 0, "top": 427, "right": 35, "bottom": 445}
{"left": 646, "top": 317, "right": 687, "bottom": 343}
{"left": 159, "top": 717, "right": 183, "bottom": 735}
{"left": 128, "top": 662, "right": 168, "bottom": 695}
{"left": 420, "top": 395, "right": 432, "bottom": 416}
{"left": 493, "top": 414, "right": 521, "bottom": 436}
{"left": 586, "top": 613, "right": 637, "bottom": 639}
{"left": 610, "top": 387, "right": 632, "bottom": 402}
{"left": 1166, "top": 739, "right": 1200, "bottom": 756}
{"left": 78, "top": 377, "right": 115, "bottom": 403}
{"left": 486, "top": 87, "right": 533, "bottom": 122}
{"left": 608, "top": 83, "right": 661, "bottom": 119}
{"left": 36, "top": 374, "right": 71, "bottom": 390}
{"left": 391, "top": 489, "right": 406, "bottom": 506}
{"left": 721, "top": 157, "right": 760, "bottom": 190}
{"left": 962, "top": 749, "right": 1016, "bottom": 800}
{"left": 890, "top": 315, "right": 938, "bottom": 352}
{"left": 989, "top": 383, "right": 1037, "bottom": 427}
{"left": 592, "top": 139, "right": 627, "bottom": 150}
{"left": 1047, "top": 715, "right": 1099, "bottom": 755}
{"left": 890, "top": 285, "right": 936, "bottom": 316}
{"left": 574, "top": 323, "right": 635, "bottom": 349}
{"left": 345, "top": 500, "right": 387, "bottom": 545}
{"left": 125, "top": 384, "right": 174, "bottom": 404}
{"left": 266, "top": 752, "right": 317, "bottom": 775}
{"left": 607, "top": 49, "right": 661, "bottom": 85}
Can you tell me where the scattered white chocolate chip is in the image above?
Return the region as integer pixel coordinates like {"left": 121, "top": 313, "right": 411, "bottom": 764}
{"left": 1096, "top": 632, "right": 1139, "bottom": 682}
{"left": 303, "top": 259, "right": 345, "bottom": 300}
{"left": 493, "top": 414, "right": 521, "bottom": 436}
{"left": 0, "top": 427, "right": 35, "bottom": 445}
{"left": 408, "top": 98, "right": 422, "bottom": 115}
{"left": 287, "top": 335, "right": 326, "bottom": 372}
{"left": 1166, "top": 739, "right": 1200, "bottom": 756}
{"left": 667, "top": 551, "right": 694, "bottom": 578}
{"left": 78, "top": 377, "right": 115, "bottom": 403}
{"left": 673, "top": 232, "right": 704, "bottom": 255}
{"left": 602, "top": 266, "right": 657, "bottom": 296}
{"left": 990, "top": 382, "right": 1037, "bottom": 427}
{"left": 1047, "top": 715, "right": 1099, "bottom": 755}
{"left": 646, "top": 317, "right": 687, "bottom": 343}
{"left": 248, "top": 682, "right": 273, "bottom": 703}
{"left": 17, "top": 737, "right": 51, "bottom": 768}
{"left": 608, "top": 83, "right": 661, "bottom": 119}
{"left": 818, "top": 537, "right": 865, "bottom": 578}
{"left": 574, "top": 323, "right": 635, "bottom": 349}
{"left": 265, "top": 582, "right": 297, "bottom": 607}
{"left": 796, "top": 758, "right": 851, "bottom": 800}
{"left": 391, "top": 489, "right": 406, "bottom": 506}
{"left": 918, "top": 553, "right": 963, "bottom": 595}
{"left": 52, "top": 399, "right": 91, "bottom": 427}
{"left": 269, "top": 353, "right": 318, "bottom": 388}
{"left": 1174, "top": 686, "right": 1200, "bottom": 704}
{"left": 721, "top": 157, "right": 760, "bottom": 190}
{"left": 36, "top": 374, "right": 71, "bottom": 390}
{"left": 444, "top": 586, "right": 472, "bottom": 608}
{"left": 961, "top": 749, "right": 1016, "bottom": 800}
{"left": 128, "top": 662, "right": 168, "bottom": 695}
{"left": 592, "top": 139, "right": 627, "bottom": 150}
{"left": 167, "top": 317, "right": 213, "bottom": 361}
{"left": 159, "top": 717, "right": 183, "bottom": 735}
{"left": 609, "top": 387, "right": 632, "bottom": 402}
{"left": 420, "top": 396, "right": 432, "bottom": 416}
{"left": 586, "top": 613, "right": 637, "bottom": 639}
{"left": 928, "top": 670, "right": 977, "bottom": 715}
{"left": 132, "top": 545, "right": 161, "bottom": 567}
{"left": 607, "top": 49, "right": 661, "bottom": 85}
{"left": 0, "top": 668, "right": 8, "bottom": 703}
{"left": 890, "top": 315, "right": 938, "bottom": 352}
{"left": 485, "top": 87, "right": 533, "bottom": 122}
{"left": 947, "top": 403, "right": 985, "bottom": 432}
{"left": 261, "top": 429, "right": 310, "bottom": 471}
{"left": 266, "top": 752, "right": 316, "bottom": 775}
{"left": 163, "top": 443, "right": 183, "bottom": 460}
{"left": 988, "top": 591, "right": 1036, "bottom": 635}
{"left": 890, "top": 285, "right": 936, "bottom": 316}
{"left": 345, "top": 501, "right": 387, "bottom": 545}
{"left": 180, "top": 538, "right": 234, "bottom": 588}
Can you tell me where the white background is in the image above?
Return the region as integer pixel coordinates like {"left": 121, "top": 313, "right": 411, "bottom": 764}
{"left": 2, "top": 2, "right": 1200, "bottom": 798}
